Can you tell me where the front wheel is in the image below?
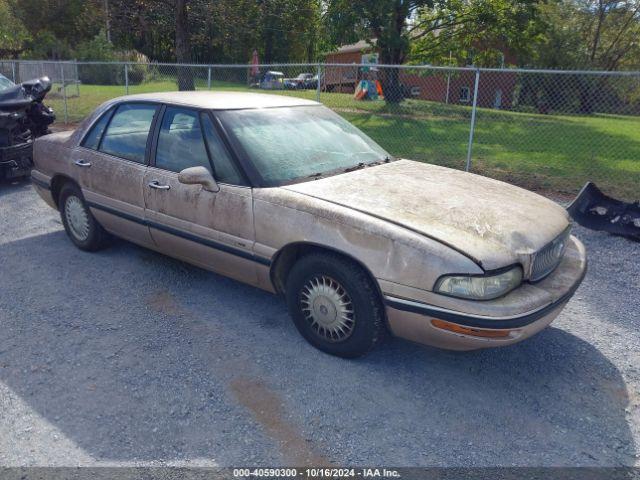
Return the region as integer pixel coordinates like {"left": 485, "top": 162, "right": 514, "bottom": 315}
{"left": 59, "top": 183, "right": 110, "bottom": 251}
{"left": 286, "top": 252, "right": 386, "bottom": 358}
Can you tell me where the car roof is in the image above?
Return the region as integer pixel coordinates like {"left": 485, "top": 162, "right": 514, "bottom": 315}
{"left": 113, "top": 91, "right": 318, "bottom": 110}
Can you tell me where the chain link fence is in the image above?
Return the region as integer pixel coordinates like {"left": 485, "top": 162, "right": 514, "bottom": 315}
{"left": 1, "top": 60, "right": 638, "bottom": 200}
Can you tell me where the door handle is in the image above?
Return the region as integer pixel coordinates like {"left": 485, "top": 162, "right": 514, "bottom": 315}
{"left": 74, "top": 159, "right": 91, "bottom": 167}
{"left": 148, "top": 180, "right": 170, "bottom": 190}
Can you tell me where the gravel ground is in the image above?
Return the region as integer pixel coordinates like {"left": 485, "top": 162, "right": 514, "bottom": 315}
{"left": 0, "top": 179, "right": 638, "bottom": 467}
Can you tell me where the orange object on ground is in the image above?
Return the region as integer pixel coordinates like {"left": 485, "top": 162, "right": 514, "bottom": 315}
{"left": 375, "top": 80, "right": 383, "bottom": 96}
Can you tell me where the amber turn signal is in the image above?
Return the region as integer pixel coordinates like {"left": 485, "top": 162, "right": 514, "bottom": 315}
{"left": 431, "top": 319, "right": 512, "bottom": 338}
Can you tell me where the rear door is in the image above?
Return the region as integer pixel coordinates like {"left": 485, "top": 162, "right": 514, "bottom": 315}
{"left": 76, "top": 102, "right": 159, "bottom": 248}
{"left": 142, "top": 106, "right": 259, "bottom": 284}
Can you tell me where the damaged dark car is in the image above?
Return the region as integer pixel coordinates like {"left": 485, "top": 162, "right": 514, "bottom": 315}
{"left": 0, "top": 73, "right": 55, "bottom": 181}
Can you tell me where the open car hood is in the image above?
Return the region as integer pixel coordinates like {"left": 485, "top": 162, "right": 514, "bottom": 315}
{"left": 284, "top": 160, "right": 570, "bottom": 271}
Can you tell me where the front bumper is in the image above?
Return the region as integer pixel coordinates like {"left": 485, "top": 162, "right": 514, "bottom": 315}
{"left": 384, "top": 235, "right": 587, "bottom": 350}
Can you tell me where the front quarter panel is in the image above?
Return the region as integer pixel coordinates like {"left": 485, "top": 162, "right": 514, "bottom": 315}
{"left": 253, "top": 187, "right": 482, "bottom": 293}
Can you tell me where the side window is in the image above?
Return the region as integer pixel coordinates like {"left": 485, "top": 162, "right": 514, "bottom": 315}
{"left": 100, "top": 103, "right": 157, "bottom": 163}
{"left": 155, "top": 107, "right": 211, "bottom": 173}
{"left": 201, "top": 114, "right": 243, "bottom": 185}
{"left": 81, "top": 108, "right": 113, "bottom": 150}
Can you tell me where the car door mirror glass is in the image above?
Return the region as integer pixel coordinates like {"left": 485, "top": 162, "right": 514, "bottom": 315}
{"left": 178, "top": 166, "right": 219, "bottom": 192}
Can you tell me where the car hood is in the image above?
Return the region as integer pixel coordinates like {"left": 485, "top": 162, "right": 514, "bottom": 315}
{"left": 283, "top": 159, "right": 570, "bottom": 271}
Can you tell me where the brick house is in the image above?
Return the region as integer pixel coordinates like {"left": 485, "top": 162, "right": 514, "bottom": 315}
{"left": 323, "top": 40, "right": 517, "bottom": 109}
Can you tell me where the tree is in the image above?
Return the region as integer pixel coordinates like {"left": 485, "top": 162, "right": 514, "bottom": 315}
{"left": 8, "top": 0, "right": 104, "bottom": 58}
{"left": 535, "top": 0, "right": 640, "bottom": 71}
{"left": 188, "top": 0, "right": 261, "bottom": 64}
{"left": 258, "top": 0, "right": 322, "bottom": 63}
{"left": 528, "top": 0, "right": 640, "bottom": 113}
{"left": 0, "top": 0, "right": 30, "bottom": 58}
{"left": 105, "top": 0, "right": 322, "bottom": 65}
{"left": 107, "top": 0, "right": 175, "bottom": 61}
{"left": 409, "top": 0, "right": 544, "bottom": 67}
{"left": 325, "top": 0, "right": 436, "bottom": 102}
{"left": 175, "top": 0, "right": 194, "bottom": 90}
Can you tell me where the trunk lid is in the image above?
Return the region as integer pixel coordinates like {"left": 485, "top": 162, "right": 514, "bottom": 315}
{"left": 42, "top": 130, "right": 74, "bottom": 145}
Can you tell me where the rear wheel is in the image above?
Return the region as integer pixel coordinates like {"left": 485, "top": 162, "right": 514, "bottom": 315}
{"left": 286, "top": 252, "right": 386, "bottom": 358}
{"left": 59, "top": 183, "right": 110, "bottom": 251}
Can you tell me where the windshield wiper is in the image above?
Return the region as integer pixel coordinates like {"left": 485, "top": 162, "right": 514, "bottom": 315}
{"left": 343, "top": 157, "right": 392, "bottom": 173}
{"left": 343, "top": 162, "right": 366, "bottom": 173}
{"left": 304, "top": 156, "right": 393, "bottom": 182}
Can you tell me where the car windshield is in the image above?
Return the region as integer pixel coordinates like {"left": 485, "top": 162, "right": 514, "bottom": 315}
{"left": 0, "top": 74, "right": 15, "bottom": 91}
{"left": 218, "top": 105, "right": 391, "bottom": 186}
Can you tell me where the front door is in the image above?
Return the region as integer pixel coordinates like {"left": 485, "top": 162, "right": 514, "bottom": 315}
{"left": 75, "top": 102, "right": 159, "bottom": 248}
{"left": 143, "top": 106, "right": 258, "bottom": 284}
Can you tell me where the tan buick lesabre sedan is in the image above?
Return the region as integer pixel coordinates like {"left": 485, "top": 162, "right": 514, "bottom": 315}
{"left": 31, "top": 92, "right": 587, "bottom": 358}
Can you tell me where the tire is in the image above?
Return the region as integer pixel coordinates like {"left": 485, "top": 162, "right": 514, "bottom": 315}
{"left": 286, "top": 252, "right": 386, "bottom": 358}
{"left": 59, "top": 182, "right": 110, "bottom": 251}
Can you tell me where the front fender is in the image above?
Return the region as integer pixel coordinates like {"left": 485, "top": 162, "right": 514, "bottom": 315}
{"left": 253, "top": 188, "right": 482, "bottom": 294}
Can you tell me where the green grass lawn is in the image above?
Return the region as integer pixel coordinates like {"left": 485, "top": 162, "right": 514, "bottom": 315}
{"left": 46, "top": 79, "right": 639, "bottom": 200}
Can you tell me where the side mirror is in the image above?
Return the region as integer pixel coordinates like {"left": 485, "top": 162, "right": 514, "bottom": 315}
{"left": 178, "top": 166, "right": 219, "bottom": 192}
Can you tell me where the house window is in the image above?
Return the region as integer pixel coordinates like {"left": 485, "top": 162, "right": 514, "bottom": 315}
{"left": 459, "top": 87, "right": 471, "bottom": 103}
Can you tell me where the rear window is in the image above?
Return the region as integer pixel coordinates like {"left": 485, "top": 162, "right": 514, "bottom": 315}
{"left": 81, "top": 108, "right": 113, "bottom": 150}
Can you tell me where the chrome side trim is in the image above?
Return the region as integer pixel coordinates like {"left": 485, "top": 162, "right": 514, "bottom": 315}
{"left": 86, "top": 201, "right": 271, "bottom": 266}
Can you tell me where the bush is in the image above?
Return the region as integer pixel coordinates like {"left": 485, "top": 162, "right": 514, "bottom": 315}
{"left": 74, "top": 32, "right": 150, "bottom": 86}
{"left": 74, "top": 32, "right": 118, "bottom": 85}
{"left": 114, "top": 51, "right": 151, "bottom": 85}
{"left": 21, "top": 31, "right": 72, "bottom": 60}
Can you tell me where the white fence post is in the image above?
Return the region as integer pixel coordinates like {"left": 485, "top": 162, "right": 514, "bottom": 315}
{"left": 74, "top": 61, "right": 80, "bottom": 96}
{"left": 207, "top": 67, "right": 212, "bottom": 89}
{"left": 60, "top": 62, "right": 68, "bottom": 124}
{"left": 445, "top": 70, "right": 451, "bottom": 104}
{"left": 124, "top": 63, "right": 129, "bottom": 94}
{"left": 465, "top": 68, "right": 480, "bottom": 172}
{"left": 11, "top": 61, "right": 17, "bottom": 83}
{"left": 445, "top": 51, "right": 452, "bottom": 104}
{"left": 316, "top": 64, "right": 321, "bottom": 102}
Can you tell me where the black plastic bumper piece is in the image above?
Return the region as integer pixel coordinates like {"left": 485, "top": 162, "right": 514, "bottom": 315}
{"left": 567, "top": 182, "right": 640, "bottom": 241}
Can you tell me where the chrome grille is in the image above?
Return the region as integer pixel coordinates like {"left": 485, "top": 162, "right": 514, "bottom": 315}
{"left": 530, "top": 228, "right": 571, "bottom": 282}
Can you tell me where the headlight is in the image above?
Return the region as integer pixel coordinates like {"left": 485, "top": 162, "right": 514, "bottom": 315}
{"left": 435, "top": 266, "right": 523, "bottom": 300}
